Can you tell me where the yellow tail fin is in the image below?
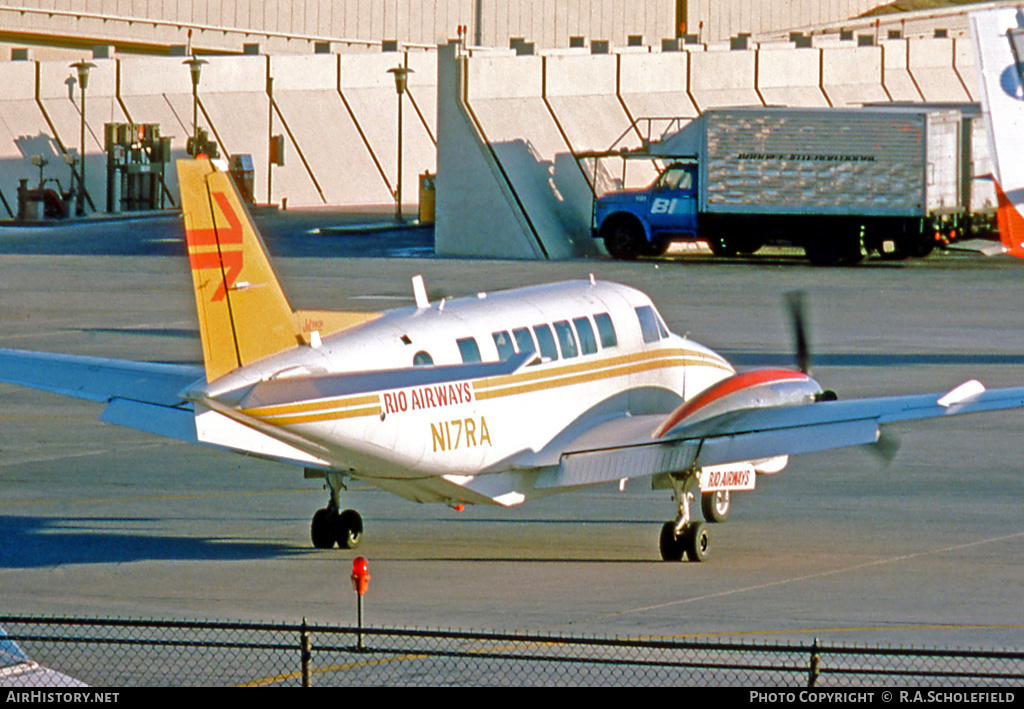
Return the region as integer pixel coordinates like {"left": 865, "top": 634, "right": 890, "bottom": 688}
{"left": 178, "top": 159, "right": 379, "bottom": 382}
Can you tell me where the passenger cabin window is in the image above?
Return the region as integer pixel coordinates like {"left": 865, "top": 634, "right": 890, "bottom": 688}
{"left": 413, "top": 351, "right": 433, "bottom": 366}
{"left": 594, "top": 313, "right": 617, "bottom": 348}
{"left": 512, "top": 328, "right": 537, "bottom": 359}
{"left": 492, "top": 331, "right": 516, "bottom": 361}
{"left": 635, "top": 305, "right": 663, "bottom": 344}
{"left": 457, "top": 337, "right": 482, "bottom": 363}
{"left": 553, "top": 320, "right": 578, "bottom": 358}
{"left": 573, "top": 317, "right": 598, "bottom": 355}
{"left": 533, "top": 324, "right": 558, "bottom": 362}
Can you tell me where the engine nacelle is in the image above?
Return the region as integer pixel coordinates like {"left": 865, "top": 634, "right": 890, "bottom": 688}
{"left": 654, "top": 368, "right": 824, "bottom": 439}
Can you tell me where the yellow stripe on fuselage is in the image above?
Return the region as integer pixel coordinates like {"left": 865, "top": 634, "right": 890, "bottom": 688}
{"left": 473, "top": 347, "right": 729, "bottom": 401}
{"left": 239, "top": 347, "right": 730, "bottom": 426}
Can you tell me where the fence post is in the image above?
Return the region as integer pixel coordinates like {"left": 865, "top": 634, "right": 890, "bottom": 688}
{"left": 301, "top": 618, "right": 312, "bottom": 687}
{"left": 808, "top": 638, "right": 820, "bottom": 687}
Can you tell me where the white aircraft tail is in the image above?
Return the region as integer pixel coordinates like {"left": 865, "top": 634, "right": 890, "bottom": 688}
{"left": 971, "top": 7, "right": 1024, "bottom": 257}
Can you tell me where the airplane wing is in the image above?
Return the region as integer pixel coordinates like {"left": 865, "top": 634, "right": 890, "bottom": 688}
{"left": 539, "top": 381, "right": 1024, "bottom": 490}
{"left": 0, "top": 347, "right": 204, "bottom": 443}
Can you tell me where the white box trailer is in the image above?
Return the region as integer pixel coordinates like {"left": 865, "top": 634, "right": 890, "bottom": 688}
{"left": 692, "top": 106, "right": 962, "bottom": 217}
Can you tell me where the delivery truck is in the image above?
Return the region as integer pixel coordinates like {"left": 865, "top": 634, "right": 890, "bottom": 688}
{"left": 593, "top": 106, "right": 969, "bottom": 265}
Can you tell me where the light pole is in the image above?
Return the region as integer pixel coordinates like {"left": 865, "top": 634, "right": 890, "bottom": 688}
{"left": 387, "top": 65, "right": 412, "bottom": 222}
{"left": 70, "top": 60, "right": 95, "bottom": 216}
{"left": 183, "top": 56, "right": 208, "bottom": 155}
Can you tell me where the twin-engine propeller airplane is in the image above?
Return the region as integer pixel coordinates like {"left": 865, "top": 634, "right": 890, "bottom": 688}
{"left": 2, "top": 158, "right": 1024, "bottom": 562}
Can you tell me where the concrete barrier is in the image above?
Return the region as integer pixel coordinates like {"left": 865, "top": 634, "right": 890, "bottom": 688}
{"left": 756, "top": 47, "right": 828, "bottom": 106}
{"left": 0, "top": 61, "right": 55, "bottom": 216}
{"left": 338, "top": 52, "right": 436, "bottom": 207}
{"left": 881, "top": 40, "right": 923, "bottom": 102}
{"left": 435, "top": 44, "right": 595, "bottom": 258}
{"left": 543, "top": 51, "right": 656, "bottom": 190}
{"left": 821, "top": 44, "right": 889, "bottom": 105}
{"left": 38, "top": 57, "right": 125, "bottom": 213}
{"left": 435, "top": 44, "right": 549, "bottom": 258}
{"left": 269, "top": 53, "right": 386, "bottom": 207}
{"left": 907, "top": 37, "right": 971, "bottom": 102}
{"left": 688, "top": 48, "right": 763, "bottom": 110}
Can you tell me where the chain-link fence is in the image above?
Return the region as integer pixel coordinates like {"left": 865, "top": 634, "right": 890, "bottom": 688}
{"left": 2, "top": 616, "right": 1023, "bottom": 687}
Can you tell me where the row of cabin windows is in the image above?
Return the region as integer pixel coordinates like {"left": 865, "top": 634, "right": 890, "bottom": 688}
{"left": 455, "top": 313, "right": 616, "bottom": 365}
{"left": 452, "top": 308, "right": 665, "bottom": 366}
{"left": 414, "top": 307, "right": 667, "bottom": 367}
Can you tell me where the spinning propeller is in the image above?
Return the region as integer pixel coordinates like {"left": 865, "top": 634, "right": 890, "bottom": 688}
{"left": 784, "top": 290, "right": 901, "bottom": 464}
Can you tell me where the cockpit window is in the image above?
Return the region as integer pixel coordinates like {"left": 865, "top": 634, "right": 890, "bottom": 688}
{"left": 573, "top": 317, "right": 598, "bottom": 355}
{"left": 492, "top": 331, "right": 516, "bottom": 361}
{"left": 635, "top": 305, "right": 662, "bottom": 344}
{"left": 594, "top": 313, "right": 617, "bottom": 348}
{"left": 553, "top": 320, "right": 578, "bottom": 358}
{"left": 457, "top": 337, "right": 482, "bottom": 363}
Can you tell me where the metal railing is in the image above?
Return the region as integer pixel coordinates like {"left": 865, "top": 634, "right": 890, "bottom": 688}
{"left": 2, "top": 616, "right": 1023, "bottom": 687}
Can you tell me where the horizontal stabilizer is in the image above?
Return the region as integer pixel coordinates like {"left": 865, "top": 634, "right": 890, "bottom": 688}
{"left": 0, "top": 348, "right": 202, "bottom": 406}
{"left": 100, "top": 399, "right": 198, "bottom": 444}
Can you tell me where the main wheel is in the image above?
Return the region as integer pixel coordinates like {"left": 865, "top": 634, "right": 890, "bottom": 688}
{"left": 683, "top": 522, "right": 710, "bottom": 562}
{"left": 311, "top": 508, "right": 335, "bottom": 549}
{"left": 601, "top": 216, "right": 643, "bottom": 261}
{"left": 334, "top": 508, "right": 364, "bottom": 549}
{"left": 701, "top": 490, "right": 731, "bottom": 523}
{"left": 659, "top": 521, "right": 685, "bottom": 562}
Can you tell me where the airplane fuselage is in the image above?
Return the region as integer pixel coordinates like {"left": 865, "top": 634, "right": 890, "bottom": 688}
{"left": 190, "top": 280, "right": 735, "bottom": 504}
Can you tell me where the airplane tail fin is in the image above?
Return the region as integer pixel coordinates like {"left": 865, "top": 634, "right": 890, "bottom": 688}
{"left": 178, "top": 159, "right": 379, "bottom": 382}
{"left": 970, "top": 8, "right": 1024, "bottom": 258}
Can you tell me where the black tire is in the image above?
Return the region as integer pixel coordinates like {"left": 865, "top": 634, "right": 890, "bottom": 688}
{"left": 683, "top": 522, "right": 710, "bottom": 562}
{"left": 643, "top": 240, "right": 671, "bottom": 257}
{"left": 659, "top": 521, "right": 685, "bottom": 562}
{"left": 804, "top": 226, "right": 864, "bottom": 267}
{"left": 311, "top": 508, "right": 335, "bottom": 549}
{"left": 334, "top": 508, "right": 364, "bottom": 549}
{"left": 701, "top": 490, "right": 731, "bottom": 523}
{"left": 601, "top": 216, "right": 643, "bottom": 261}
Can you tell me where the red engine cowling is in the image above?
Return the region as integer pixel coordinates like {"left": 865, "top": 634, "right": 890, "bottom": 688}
{"left": 654, "top": 368, "right": 825, "bottom": 439}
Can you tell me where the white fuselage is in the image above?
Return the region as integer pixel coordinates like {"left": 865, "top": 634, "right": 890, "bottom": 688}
{"left": 195, "top": 281, "right": 735, "bottom": 502}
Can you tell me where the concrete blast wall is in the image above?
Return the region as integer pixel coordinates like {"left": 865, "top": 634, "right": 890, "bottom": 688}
{"left": 435, "top": 34, "right": 985, "bottom": 259}
{"left": 0, "top": 49, "right": 437, "bottom": 217}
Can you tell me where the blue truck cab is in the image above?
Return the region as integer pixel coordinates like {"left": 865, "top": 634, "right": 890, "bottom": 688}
{"left": 593, "top": 162, "right": 698, "bottom": 260}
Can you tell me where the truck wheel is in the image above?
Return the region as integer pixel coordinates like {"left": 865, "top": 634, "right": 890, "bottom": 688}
{"left": 805, "top": 227, "right": 864, "bottom": 266}
{"left": 601, "top": 217, "right": 643, "bottom": 261}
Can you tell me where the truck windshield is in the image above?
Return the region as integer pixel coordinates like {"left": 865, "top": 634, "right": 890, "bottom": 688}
{"left": 654, "top": 166, "right": 692, "bottom": 191}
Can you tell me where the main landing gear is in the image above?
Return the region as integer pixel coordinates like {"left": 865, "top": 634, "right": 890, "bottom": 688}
{"left": 659, "top": 472, "right": 730, "bottom": 562}
{"left": 310, "top": 471, "right": 363, "bottom": 550}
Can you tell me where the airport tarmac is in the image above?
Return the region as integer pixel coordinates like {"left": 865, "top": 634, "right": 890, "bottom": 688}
{"left": 1, "top": 214, "right": 1023, "bottom": 651}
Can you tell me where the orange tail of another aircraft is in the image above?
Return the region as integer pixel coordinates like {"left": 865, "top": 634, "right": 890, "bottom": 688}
{"left": 177, "top": 159, "right": 379, "bottom": 382}
{"left": 971, "top": 8, "right": 1024, "bottom": 258}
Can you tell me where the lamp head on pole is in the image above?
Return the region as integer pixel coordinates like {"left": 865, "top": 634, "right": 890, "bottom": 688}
{"left": 183, "top": 56, "right": 208, "bottom": 88}
{"left": 70, "top": 60, "right": 96, "bottom": 91}
{"left": 387, "top": 65, "right": 413, "bottom": 95}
